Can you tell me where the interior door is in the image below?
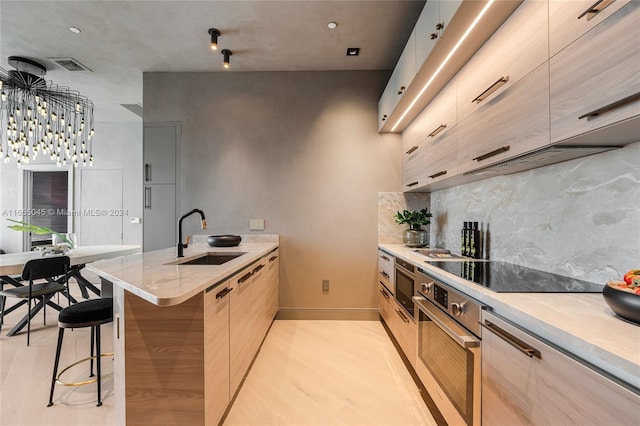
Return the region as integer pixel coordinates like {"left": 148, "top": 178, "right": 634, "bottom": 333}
{"left": 143, "top": 184, "right": 176, "bottom": 251}
{"left": 80, "top": 169, "right": 123, "bottom": 245}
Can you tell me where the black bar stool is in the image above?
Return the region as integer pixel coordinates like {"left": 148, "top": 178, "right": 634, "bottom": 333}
{"left": 48, "top": 298, "right": 113, "bottom": 407}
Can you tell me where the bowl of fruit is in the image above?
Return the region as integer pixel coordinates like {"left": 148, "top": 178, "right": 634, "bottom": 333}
{"left": 603, "top": 269, "right": 640, "bottom": 325}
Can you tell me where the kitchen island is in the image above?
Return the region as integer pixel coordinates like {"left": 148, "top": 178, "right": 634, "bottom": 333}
{"left": 87, "top": 236, "right": 279, "bottom": 426}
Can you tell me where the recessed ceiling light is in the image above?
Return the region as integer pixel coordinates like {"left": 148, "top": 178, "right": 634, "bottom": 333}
{"left": 68, "top": 26, "right": 81, "bottom": 34}
{"left": 346, "top": 48, "right": 360, "bottom": 56}
{"left": 327, "top": 22, "right": 337, "bottom": 30}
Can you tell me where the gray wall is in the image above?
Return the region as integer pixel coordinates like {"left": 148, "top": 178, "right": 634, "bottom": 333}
{"left": 144, "top": 71, "right": 401, "bottom": 314}
{"left": 0, "top": 122, "right": 142, "bottom": 253}
{"left": 430, "top": 141, "right": 640, "bottom": 283}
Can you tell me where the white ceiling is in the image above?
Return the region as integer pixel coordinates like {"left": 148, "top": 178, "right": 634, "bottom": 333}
{"left": 1, "top": 0, "right": 426, "bottom": 123}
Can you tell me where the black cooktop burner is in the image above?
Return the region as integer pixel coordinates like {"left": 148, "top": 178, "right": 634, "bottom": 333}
{"left": 426, "top": 260, "right": 603, "bottom": 293}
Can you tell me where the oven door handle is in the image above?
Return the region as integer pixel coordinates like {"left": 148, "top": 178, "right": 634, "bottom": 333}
{"left": 413, "top": 296, "right": 480, "bottom": 349}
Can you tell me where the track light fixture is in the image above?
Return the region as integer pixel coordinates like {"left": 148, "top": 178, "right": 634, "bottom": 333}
{"left": 208, "top": 28, "right": 220, "bottom": 50}
{"left": 222, "top": 49, "right": 232, "bottom": 69}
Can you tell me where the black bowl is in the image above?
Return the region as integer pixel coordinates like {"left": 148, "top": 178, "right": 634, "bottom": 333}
{"left": 207, "top": 235, "right": 241, "bottom": 247}
{"left": 603, "top": 284, "right": 640, "bottom": 325}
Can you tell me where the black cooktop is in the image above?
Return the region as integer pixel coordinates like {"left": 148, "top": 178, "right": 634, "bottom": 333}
{"left": 426, "top": 260, "right": 603, "bottom": 293}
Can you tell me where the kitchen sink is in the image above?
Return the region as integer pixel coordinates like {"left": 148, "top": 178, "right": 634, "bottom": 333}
{"left": 173, "top": 252, "right": 247, "bottom": 265}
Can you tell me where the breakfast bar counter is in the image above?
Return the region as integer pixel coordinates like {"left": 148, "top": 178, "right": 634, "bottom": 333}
{"left": 87, "top": 236, "right": 280, "bottom": 426}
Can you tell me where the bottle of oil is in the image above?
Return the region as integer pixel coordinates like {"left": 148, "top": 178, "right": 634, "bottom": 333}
{"left": 461, "top": 222, "right": 468, "bottom": 256}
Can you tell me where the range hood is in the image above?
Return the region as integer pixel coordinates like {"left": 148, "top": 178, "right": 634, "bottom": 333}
{"left": 465, "top": 145, "right": 621, "bottom": 176}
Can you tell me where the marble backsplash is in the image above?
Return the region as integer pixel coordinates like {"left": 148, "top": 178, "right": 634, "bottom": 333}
{"left": 430, "top": 141, "right": 640, "bottom": 283}
{"left": 378, "top": 192, "right": 431, "bottom": 244}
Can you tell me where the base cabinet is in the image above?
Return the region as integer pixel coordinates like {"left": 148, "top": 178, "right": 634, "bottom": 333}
{"left": 114, "top": 250, "right": 279, "bottom": 425}
{"left": 378, "top": 282, "right": 417, "bottom": 366}
{"left": 481, "top": 310, "right": 640, "bottom": 425}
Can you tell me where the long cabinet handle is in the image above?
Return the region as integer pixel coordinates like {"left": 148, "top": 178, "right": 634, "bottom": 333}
{"left": 406, "top": 181, "right": 419, "bottom": 187}
{"left": 144, "top": 164, "right": 151, "bottom": 182}
{"left": 406, "top": 145, "right": 419, "bottom": 155}
{"left": 578, "top": 92, "right": 640, "bottom": 121}
{"left": 428, "top": 170, "right": 447, "bottom": 179}
{"left": 238, "top": 271, "right": 253, "bottom": 283}
{"left": 215, "top": 287, "right": 233, "bottom": 299}
{"left": 380, "top": 255, "right": 390, "bottom": 262}
{"left": 395, "top": 308, "right": 410, "bottom": 323}
{"left": 269, "top": 255, "right": 278, "bottom": 262}
{"left": 473, "top": 145, "right": 510, "bottom": 162}
{"left": 578, "top": 0, "right": 616, "bottom": 20}
{"left": 428, "top": 124, "right": 447, "bottom": 138}
{"left": 481, "top": 320, "right": 542, "bottom": 359}
{"left": 144, "top": 187, "right": 151, "bottom": 209}
{"left": 472, "top": 76, "right": 509, "bottom": 104}
{"left": 381, "top": 271, "right": 390, "bottom": 279}
{"left": 252, "top": 264, "right": 265, "bottom": 274}
{"left": 379, "top": 287, "right": 390, "bottom": 299}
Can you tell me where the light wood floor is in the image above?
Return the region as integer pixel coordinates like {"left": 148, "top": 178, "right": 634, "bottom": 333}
{"left": 223, "top": 320, "right": 437, "bottom": 426}
{"left": 1, "top": 292, "right": 435, "bottom": 426}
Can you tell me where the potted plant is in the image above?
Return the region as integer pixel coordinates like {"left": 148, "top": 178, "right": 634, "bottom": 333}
{"left": 395, "top": 208, "right": 432, "bottom": 247}
{"left": 6, "top": 219, "right": 75, "bottom": 251}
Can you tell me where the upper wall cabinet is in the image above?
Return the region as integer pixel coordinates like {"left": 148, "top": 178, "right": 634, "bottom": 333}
{"left": 455, "top": 0, "right": 548, "bottom": 123}
{"left": 378, "top": 0, "right": 523, "bottom": 133}
{"left": 549, "top": 2, "right": 640, "bottom": 145}
{"left": 415, "top": 1, "right": 463, "bottom": 72}
{"left": 379, "top": 30, "right": 416, "bottom": 130}
{"left": 549, "top": 0, "right": 632, "bottom": 57}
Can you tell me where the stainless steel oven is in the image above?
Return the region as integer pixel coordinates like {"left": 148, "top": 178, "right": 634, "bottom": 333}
{"left": 394, "top": 257, "right": 415, "bottom": 316}
{"left": 413, "top": 268, "right": 482, "bottom": 426}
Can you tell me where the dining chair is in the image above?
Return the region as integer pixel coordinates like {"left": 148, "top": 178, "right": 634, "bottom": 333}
{"left": 0, "top": 256, "right": 70, "bottom": 346}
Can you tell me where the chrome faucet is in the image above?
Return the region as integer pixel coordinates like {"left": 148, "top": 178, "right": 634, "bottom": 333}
{"left": 177, "top": 209, "right": 207, "bottom": 257}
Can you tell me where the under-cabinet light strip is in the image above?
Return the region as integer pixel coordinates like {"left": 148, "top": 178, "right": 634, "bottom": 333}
{"left": 390, "top": 0, "right": 495, "bottom": 132}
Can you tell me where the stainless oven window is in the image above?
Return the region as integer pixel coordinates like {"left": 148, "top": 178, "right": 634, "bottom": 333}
{"left": 395, "top": 267, "right": 414, "bottom": 316}
{"left": 419, "top": 309, "right": 474, "bottom": 424}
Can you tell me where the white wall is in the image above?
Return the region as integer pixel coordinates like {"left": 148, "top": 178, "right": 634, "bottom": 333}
{"left": 0, "top": 122, "right": 142, "bottom": 253}
{"left": 430, "top": 141, "right": 640, "bottom": 283}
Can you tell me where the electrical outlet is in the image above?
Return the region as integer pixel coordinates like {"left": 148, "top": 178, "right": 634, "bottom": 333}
{"left": 249, "top": 219, "right": 265, "bottom": 230}
{"left": 322, "top": 279, "right": 330, "bottom": 292}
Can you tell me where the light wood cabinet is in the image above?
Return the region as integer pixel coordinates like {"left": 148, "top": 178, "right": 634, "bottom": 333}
{"left": 482, "top": 310, "right": 640, "bottom": 425}
{"left": 250, "top": 259, "right": 270, "bottom": 358}
{"left": 403, "top": 81, "right": 458, "bottom": 190}
{"left": 204, "top": 281, "right": 231, "bottom": 426}
{"left": 457, "top": 63, "right": 550, "bottom": 174}
{"left": 549, "top": 2, "right": 640, "bottom": 145}
{"left": 266, "top": 250, "right": 280, "bottom": 319}
{"left": 378, "top": 282, "right": 417, "bottom": 367}
{"left": 229, "top": 268, "right": 254, "bottom": 395}
{"left": 549, "top": 0, "right": 632, "bottom": 57}
{"left": 378, "top": 249, "right": 394, "bottom": 294}
{"left": 455, "top": 0, "right": 548, "bottom": 123}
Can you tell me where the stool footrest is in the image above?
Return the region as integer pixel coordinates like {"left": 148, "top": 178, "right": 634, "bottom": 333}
{"left": 55, "top": 353, "right": 114, "bottom": 387}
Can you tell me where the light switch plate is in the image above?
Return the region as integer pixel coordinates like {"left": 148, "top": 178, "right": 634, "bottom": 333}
{"left": 249, "top": 219, "right": 265, "bottom": 230}
{"left": 130, "top": 217, "right": 142, "bottom": 224}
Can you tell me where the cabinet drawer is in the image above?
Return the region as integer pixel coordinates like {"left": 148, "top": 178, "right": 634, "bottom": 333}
{"left": 458, "top": 63, "right": 550, "bottom": 174}
{"left": 378, "top": 250, "right": 394, "bottom": 294}
{"left": 482, "top": 310, "right": 640, "bottom": 425}
{"left": 550, "top": 2, "right": 640, "bottom": 144}
{"left": 456, "top": 0, "right": 548, "bottom": 123}
{"left": 549, "top": 0, "right": 632, "bottom": 57}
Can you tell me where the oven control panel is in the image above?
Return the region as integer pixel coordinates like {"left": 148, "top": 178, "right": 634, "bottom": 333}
{"left": 416, "top": 269, "right": 483, "bottom": 337}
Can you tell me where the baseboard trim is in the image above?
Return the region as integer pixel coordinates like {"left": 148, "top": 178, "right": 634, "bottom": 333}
{"left": 276, "top": 307, "right": 379, "bottom": 321}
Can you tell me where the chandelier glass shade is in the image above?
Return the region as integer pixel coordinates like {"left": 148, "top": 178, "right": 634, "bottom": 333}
{"left": 0, "top": 56, "right": 95, "bottom": 168}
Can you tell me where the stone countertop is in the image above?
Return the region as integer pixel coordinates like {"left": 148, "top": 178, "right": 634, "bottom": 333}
{"left": 87, "top": 239, "right": 278, "bottom": 307}
{"left": 380, "top": 244, "right": 640, "bottom": 390}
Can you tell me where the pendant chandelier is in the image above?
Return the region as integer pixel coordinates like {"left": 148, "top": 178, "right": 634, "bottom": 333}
{"left": 0, "top": 56, "right": 95, "bottom": 168}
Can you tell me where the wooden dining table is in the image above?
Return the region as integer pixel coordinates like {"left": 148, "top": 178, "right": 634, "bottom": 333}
{"left": 0, "top": 245, "right": 140, "bottom": 337}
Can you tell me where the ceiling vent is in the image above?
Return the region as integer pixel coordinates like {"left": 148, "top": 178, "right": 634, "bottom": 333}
{"left": 48, "top": 57, "right": 92, "bottom": 72}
